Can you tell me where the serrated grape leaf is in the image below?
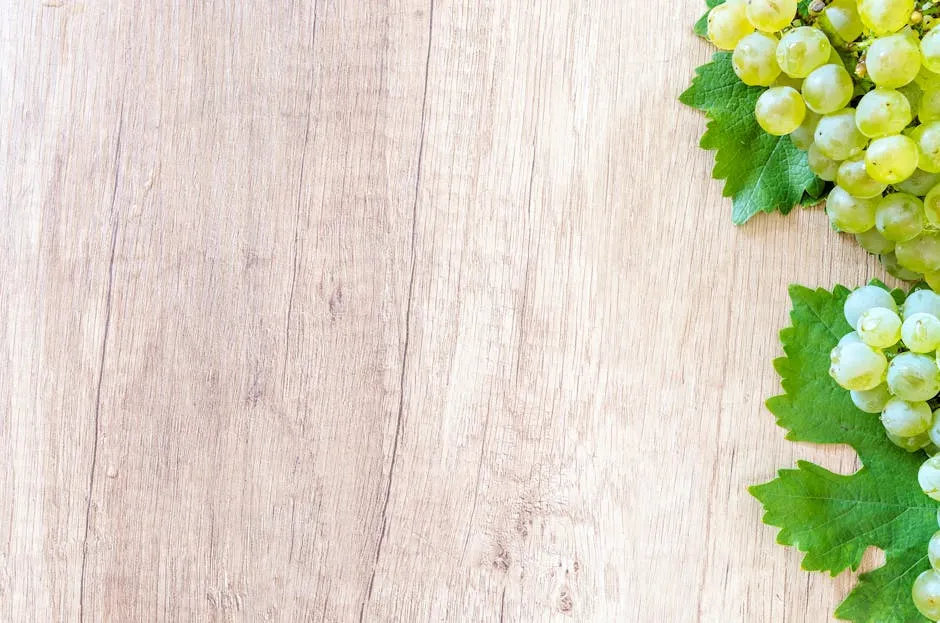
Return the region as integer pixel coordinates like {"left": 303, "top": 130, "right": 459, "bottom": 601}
{"left": 680, "top": 53, "right": 826, "bottom": 224}
{"left": 750, "top": 284, "right": 938, "bottom": 623}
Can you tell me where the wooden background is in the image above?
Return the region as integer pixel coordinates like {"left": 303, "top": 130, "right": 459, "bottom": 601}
{"left": 0, "top": 1, "right": 898, "bottom": 621}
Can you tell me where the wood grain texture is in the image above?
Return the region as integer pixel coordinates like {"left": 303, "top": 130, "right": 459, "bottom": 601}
{"left": 0, "top": 1, "right": 899, "bottom": 621}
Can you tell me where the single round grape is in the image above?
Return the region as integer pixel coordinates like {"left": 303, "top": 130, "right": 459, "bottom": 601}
{"left": 902, "top": 312, "right": 940, "bottom": 352}
{"left": 857, "top": 306, "right": 902, "bottom": 347}
{"left": 746, "top": 0, "right": 798, "bottom": 32}
{"left": 755, "top": 86, "right": 806, "bottom": 135}
{"left": 925, "top": 184, "right": 940, "bottom": 227}
{"left": 733, "top": 32, "right": 781, "bottom": 86}
{"left": 820, "top": 0, "right": 865, "bottom": 43}
{"left": 915, "top": 122, "right": 940, "bottom": 172}
{"left": 896, "top": 232, "right": 940, "bottom": 274}
{"left": 858, "top": 0, "right": 915, "bottom": 35}
{"left": 807, "top": 142, "right": 840, "bottom": 180}
{"left": 850, "top": 383, "right": 893, "bottom": 413}
{"left": 921, "top": 88, "right": 940, "bottom": 123}
{"left": 882, "top": 397, "right": 933, "bottom": 436}
{"left": 845, "top": 285, "right": 898, "bottom": 327}
{"left": 888, "top": 430, "right": 932, "bottom": 451}
{"left": 815, "top": 108, "right": 869, "bottom": 160}
{"left": 708, "top": 0, "right": 755, "bottom": 50}
{"left": 926, "top": 271, "right": 940, "bottom": 291}
{"left": 929, "top": 410, "right": 940, "bottom": 447}
{"left": 929, "top": 532, "right": 940, "bottom": 572}
{"left": 924, "top": 27, "right": 940, "bottom": 73}
{"left": 855, "top": 88, "right": 913, "bottom": 138}
{"left": 789, "top": 111, "right": 820, "bottom": 150}
{"left": 776, "top": 27, "right": 832, "bottom": 78}
{"left": 903, "top": 288, "right": 940, "bottom": 319}
{"left": 856, "top": 228, "right": 896, "bottom": 254}
{"left": 829, "top": 341, "right": 888, "bottom": 390}
{"left": 887, "top": 352, "right": 940, "bottom": 401}
{"left": 803, "top": 64, "right": 853, "bottom": 115}
{"left": 922, "top": 455, "right": 940, "bottom": 502}
{"left": 896, "top": 169, "right": 940, "bottom": 195}
{"left": 865, "top": 135, "right": 920, "bottom": 184}
{"left": 882, "top": 250, "right": 924, "bottom": 281}
{"left": 827, "top": 186, "right": 878, "bottom": 233}
{"left": 919, "top": 66, "right": 940, "bottom": 91}
{"left": 837, "top": 157, "right": 887, "bottom": 198}
{"left": 875, "top": 193, "right": 925, "bottom": 242}
{"left": 915, "top": 569, "right": 940, "bottom": 619}
{"left": 866, "top": 33, "right": 922, "bottom": 88}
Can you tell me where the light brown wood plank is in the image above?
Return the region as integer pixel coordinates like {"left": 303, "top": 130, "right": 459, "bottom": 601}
{"left": 1, "top": 1, "right": 902, "bottom": 621}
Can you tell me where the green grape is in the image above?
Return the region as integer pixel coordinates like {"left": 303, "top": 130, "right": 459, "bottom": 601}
{"left": 746, "top": 0, "right": 798, "bottom": 32}
{"left": 924, "top": 184, "right": 940, "bottom": 226}
{"left": 829, "top": 341, "right": 888, "bottom": 390}
{"left": 882, "top": 397, "right": 933, "bottom": 436}
{"left": 789, "top": 111, "right": 820, "bottom": 150}
{"left": 929, "top": 410, "right": 940, "bottom": 447}
{"left": 882, "top": 250, "right": 924, "bottom": 280}
{"left": 918, "top": 66, "right": 940, "bottom": 91}
{"left": 855, "top": 88, "right": 913, "bottom": 138}
{"left": 850, "top": 383, "right": 893, "bottom": 413}
{"left": 926, "top": 270, "right": 940, "bottom": 291}
{"left": 903, "top": 288, "right": 940, "bottom": 318}
{"left": 924, "top": 27, "right": 940, "bottom": 73}
{"left": 807, "top": 142, "right": 840, "bottom": 180}
{"left": 802, "top": 64, "right": 854, "bottom": 115}
{"left": 914, "top": 122, "right": 940, "bottom": 172}
{"left": 858, "top": 0, "right": 915, "bottom": 35}
{"left": 901, "top": 312, "right": 940, "bottom": 352}
{"left": 754, "top": 86, "right": 806, "bottom": 135}
{"left": 865, "top": 135, "right": 920, "bottom": 184}
{"left": 776, "top": 27, "right": 832, "bottom": 78}
{"left": 895, "top": 169, "right": 940, "bottom": 195}
{"left": 866, "top": 33, "right": 922, "bottom": 88}
{"left": 876, "top": 192, "right": 925, "bottom": 241}
{"left": 887, "top": 351, "right": 940, "bottom": 401}
{"left": 887, "top": 430, "right": 931, "bottom": 452}
{"left": 921, "top": 455, "right": 940, "bottom": 502}
{"left": 840, "top": 331, "right": 863, "bottom": 346}
{"left": 921, "top": 88, "right": 940, "bottom": 122}
{"left": 856, "top": 227, "right": 896, "bottom": 254}
{"left": 915, "top": 569, "right": 940, "bottom": 620}
{"left": 930, "top": 531, "right": 940, "bottom": 571}
{"left": 733, "top": 32, "right": 781, "bottom": 86}
{"left": 708, "top": 0, "right": 755, "bottom": 50}
{"left": 827, "top": 186, "right": 878, "bottom": 233}
{"left": 845, "top": 284, "right": 899, "bottom": 327}
{"left": 837, "top": 157, "right": 887, "bottom": 198}
{"left": 815, "top": 108, "right": 869, "bottom": 160}
{"left": 896, "top": 232, "right": 940, "bottom": 274}
{"left": 820, "top": 0, "right": 865, "bottom": 43}
{"left": 857, "top": 306, "right": 902, "bottom": 347}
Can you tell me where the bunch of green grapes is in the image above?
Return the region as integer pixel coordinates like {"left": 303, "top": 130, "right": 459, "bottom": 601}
{"left": 829, "top": 285, "right": 940, "bottom": 618}
{"left": 708, "top": 0, "right": 940, "bottom": 284}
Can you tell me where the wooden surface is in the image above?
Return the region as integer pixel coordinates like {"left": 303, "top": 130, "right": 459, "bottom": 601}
{"left": 0, "top": 1, "right": 899, "bottom": 621}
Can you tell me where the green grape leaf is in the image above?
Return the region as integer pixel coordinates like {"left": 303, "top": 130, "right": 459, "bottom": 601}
{"left": 680, "top": 53, "right": 826, "bottom": 224}
{"left": 751, "top": 284, "right": 938, "bottom": 622}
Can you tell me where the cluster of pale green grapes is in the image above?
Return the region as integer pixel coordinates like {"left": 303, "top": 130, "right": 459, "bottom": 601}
{"left": 828, "top": 285, "right": 940, "bottom": 618}
{"left": 707, "top": 0, "right": 940, "bottom": 284}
